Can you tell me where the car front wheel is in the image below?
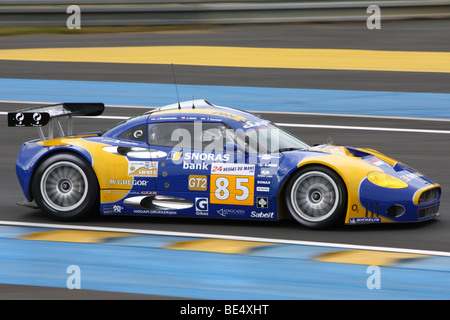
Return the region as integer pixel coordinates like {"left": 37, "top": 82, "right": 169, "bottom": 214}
{"left": 32, "top": 153, "right": 99, "bottom": 221}
{"left": 285, "top": 166, "right": 347, "bottom": 228}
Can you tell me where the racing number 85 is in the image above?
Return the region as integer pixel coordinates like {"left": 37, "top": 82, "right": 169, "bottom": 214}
{"left": 211, "top": 175, "right": 254, "bottom": 206}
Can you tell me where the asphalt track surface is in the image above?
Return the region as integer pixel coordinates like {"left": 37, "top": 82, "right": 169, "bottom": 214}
{"left": 0, "top": 20, "right": 450, "bottom": 299}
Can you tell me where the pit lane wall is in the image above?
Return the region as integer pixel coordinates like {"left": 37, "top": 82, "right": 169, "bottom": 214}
{"left": 1, "top": 1, "right": 450, "bottom": 27}
{"left": 0, "top": 224, "right": 449, "bottom": 299}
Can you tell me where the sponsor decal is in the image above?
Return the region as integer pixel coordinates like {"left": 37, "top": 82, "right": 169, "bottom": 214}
{"left": 156, "top": 116, "right": 177, "bottom": 120}
{"left": 128, "top": 161, "right": 158, "bottom": 177}
{"left": 256, "top": 187, "right": 270, "bottom": 192}
{"left": 167, "top": 151, "right": 182, "bottom": 160}
{"left": 8, "top": 112, "right": 50, "bottom": 127}
{"left": 134, "top": 210, "right": 150, "bottom": 214}
{"left": 368, "top": 157, "right": 385, "bottom": 167}
{"left": 16, "top": 112, "right": 24, "bottom": 125}
{"left": 102, "top": 204, "right": 124, "bottom": 214}
{"left": 102, "top": 138, "right": 139, "bottom": 145}
{"left": 184, "top": 152, "right": 230, "bottom": 162}
{"left": 250, "top": 211, "right": 274, "bottom": 219}
{"left": 257, "top": 197, "right": 269, "bottom": 208}
{"left": 195, "top": 197, "right": 209, "bottom": 215}
{"left": 210, "top": 110, "right": 246, "bottom": 121}
{"left": 349, "top": 217, "right": 381, "bottom": 224}
{"left": 258, "top": 154, "right": 281, "bottom": 160}
{"left": 211, "top": 163, "right": 255, "bottom": 176}
{"left": 141, "top": 191, "right": 157, "bottom": 195}
{"left": 400, "top": 172, "right": 423, "bottom": 182}
{"left": 189, "top": 175, "right": 208, "bottom": 191}
{"left": 259, "top": 163, "right": 278, "bottom": 167}
{"left": 183, "top": 161, "right": 208, "bottom": 170}
{"left": 210, "top": 164, "right": 255, "bottom": 206}
{"left": 257, "top": 170, "right": 273, "bottom": 178}
{"left": 151, "top": 109, "right": 246, "bottom": 121}
{"left": 210, "top": 175, "right": 254, "bottom": 206}
{"left": 149, "top": 210, "right": 177, "bottom": 215}
{"left": 327, "top": 147, "right": 347, "bottom": 155}
{"left": 242, "top": 119, "right": 271, "bottom": 128}
{"left": 113, "top": 205, "right": 123, "bottom": 213}
{"left": 134, "top": 209, "right": 177, "bottom": 215}
{"left": 217, "top": 208, "right": 245, "bottom": 217}
{"left": 109, "top": 179, "right": 149, "bottom": 186}
{"left": 32, "top": 113, "right": 42, "bottom": 125}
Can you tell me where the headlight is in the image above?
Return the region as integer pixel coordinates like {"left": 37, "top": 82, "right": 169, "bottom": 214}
{"left": 367, "top": 171, "right": 409, "bottom": 189}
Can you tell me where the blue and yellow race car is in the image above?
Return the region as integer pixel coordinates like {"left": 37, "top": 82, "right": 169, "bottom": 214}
{"left": 8, "top": 100, "right": 441, "bottom": 228}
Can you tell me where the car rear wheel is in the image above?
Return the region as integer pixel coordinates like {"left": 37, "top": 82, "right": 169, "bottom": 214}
{"left": 32, "top": 153, "right": 99, "bottom": 221}
{"left": 285, "top": 166, "right": 347, "bottom": 228}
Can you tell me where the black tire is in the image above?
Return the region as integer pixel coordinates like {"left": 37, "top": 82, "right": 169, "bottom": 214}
{"left": 31, "top": 153, "right": 99, "bottom": 221}
{"left": 285, "top": 166, "right": 347, "bottom": 229}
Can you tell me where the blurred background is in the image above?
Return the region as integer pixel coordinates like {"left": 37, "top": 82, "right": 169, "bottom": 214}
{"left": 1, "top": 0, "right": 450, "bottom": 29}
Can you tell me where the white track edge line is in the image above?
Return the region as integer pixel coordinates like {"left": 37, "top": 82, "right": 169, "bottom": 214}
{"left": 253, "top": 110, "right": 450, "bottom": 122}
{"left": 1, "top": 220, "right": 449, "bottom": 257}
{"left": 85, "top": 118, "right": 450, "bottom": 134}
{"left": 2, "top": 112, "right": 450, "bottom": 134}
{"left": 277, "top": 123, "right": 450, "bottom": 134}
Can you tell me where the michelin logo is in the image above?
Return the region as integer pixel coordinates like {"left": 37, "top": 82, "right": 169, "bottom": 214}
{"left": 349, "top": 217, "right": 381, "bottom": 224}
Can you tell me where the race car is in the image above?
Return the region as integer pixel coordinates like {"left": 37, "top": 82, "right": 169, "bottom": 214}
{"left": 8, "top": 99, "right": 441, "bottom": 228}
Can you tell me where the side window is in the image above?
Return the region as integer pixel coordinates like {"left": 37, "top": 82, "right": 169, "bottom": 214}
{"left": 200, "top": 122, "right": 227, "bottom": 151}
{"left": 148, "top": 122, "right": 228, "bottom": 150}
{"left": 148, "top": 122, "right": 189, "bottom": 148}
{"left": 118, "top": 124, "right": 147, "bottom": 142}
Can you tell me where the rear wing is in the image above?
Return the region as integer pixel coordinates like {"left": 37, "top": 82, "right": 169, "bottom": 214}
{"left": 8, "top": 103, "right": 104, "bottom": 140}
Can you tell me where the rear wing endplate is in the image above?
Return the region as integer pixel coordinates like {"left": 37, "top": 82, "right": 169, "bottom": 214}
{"left": 8, "top": 103, "right": 104, "bottom": 140}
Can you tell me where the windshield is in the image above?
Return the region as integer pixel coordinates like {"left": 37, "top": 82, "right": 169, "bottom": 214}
{"left": 242, "top": 124, "right": 310, "bottom": 153}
